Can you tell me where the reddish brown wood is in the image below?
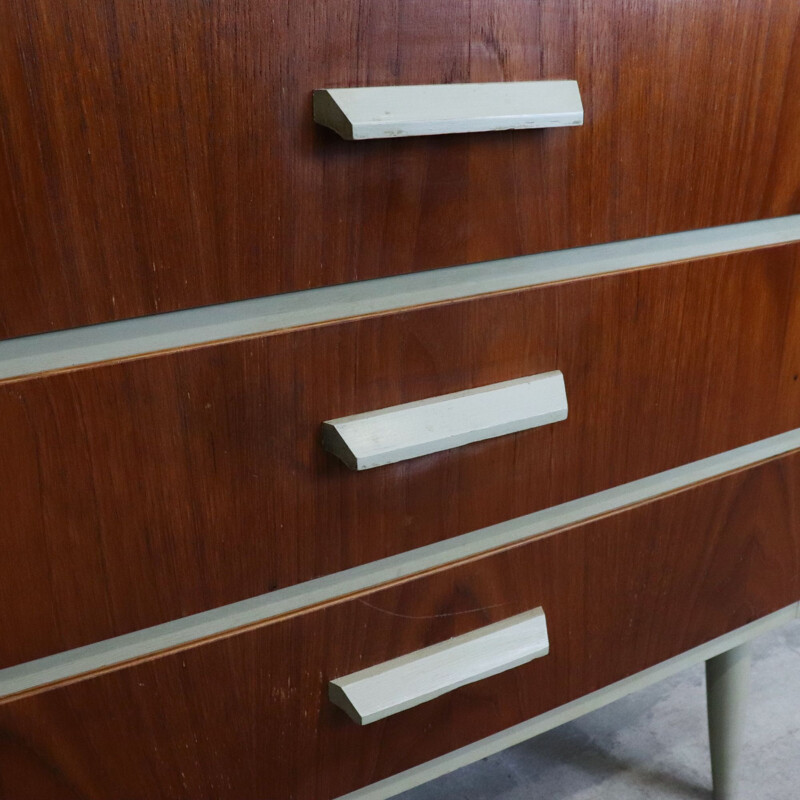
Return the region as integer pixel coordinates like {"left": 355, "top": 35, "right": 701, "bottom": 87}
{"left": 1, "top": 1, "right": 800, "bottom": 337}
{"left": 0, "top": 452, "right": 798, "bottom": 799}
{"left": 1, "top": 245, "right": 800, "bottom": 669}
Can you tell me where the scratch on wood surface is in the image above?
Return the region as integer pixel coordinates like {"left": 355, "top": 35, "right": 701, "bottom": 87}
{"left": 357, "top": 598, "right": 507, "bottom": 619}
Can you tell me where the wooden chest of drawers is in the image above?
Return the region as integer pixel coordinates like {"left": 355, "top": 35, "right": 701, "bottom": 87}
{"left": 1, "top": 2, "right": 800, "bottom": 798}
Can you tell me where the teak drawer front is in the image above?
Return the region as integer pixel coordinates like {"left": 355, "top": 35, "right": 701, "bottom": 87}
{"left": 1, "top": 452, "right": 798, "bottom": 800}
{"left": 2, "top": 1, "right": 800, "bottom": 337}
{"left": 3, "top": 244, "right": 800, "bottom": 668}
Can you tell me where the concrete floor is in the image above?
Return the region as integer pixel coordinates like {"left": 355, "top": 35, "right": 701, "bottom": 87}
{"left": 401, "top": 620, "right": 800, "bottom": 800}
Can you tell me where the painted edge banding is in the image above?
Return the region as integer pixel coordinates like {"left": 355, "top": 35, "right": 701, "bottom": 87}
{"left": 322, "top": 372, "right": 568, "bottom": 470}
{"left": 1, "top": 429, "right": 800, "bottom": 702}
{"left": 329, "top": 608, "right": 548, "bottom": 724}
{"left": 1, "top": 216, "right": 799, "bottom": 383}
{"left": 313, "top": 81, "right": 583, "bottom": 140}
{"left": 335, "top": 603, "right": 800, "bottom": 800}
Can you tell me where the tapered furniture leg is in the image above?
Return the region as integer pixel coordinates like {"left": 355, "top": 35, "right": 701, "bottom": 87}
{"left": 706, "top": 643, "right": 751, "bottom": 800}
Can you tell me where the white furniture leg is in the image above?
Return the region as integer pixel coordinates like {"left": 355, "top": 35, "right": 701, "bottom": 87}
{"left": 706, "top": 642, "right": 751, "bottom": 800}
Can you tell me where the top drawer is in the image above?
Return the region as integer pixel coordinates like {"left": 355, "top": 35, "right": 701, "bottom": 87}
{"left": 2, "top": 0, "right": 800, "bottom": 337}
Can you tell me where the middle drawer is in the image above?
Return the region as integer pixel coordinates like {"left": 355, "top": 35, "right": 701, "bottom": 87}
{"left": 2, "top": 242, "right": 800, "bottom": 667}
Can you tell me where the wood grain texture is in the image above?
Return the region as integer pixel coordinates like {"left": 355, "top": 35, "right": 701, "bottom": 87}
{"left": 3, "top": 244, "right": 800, "bottom": 669}
{"left": 0, "top": 451, "right": 798, "bottom": 800}
{"left": 1, "top": 0, "right": 800, "bottom": 337}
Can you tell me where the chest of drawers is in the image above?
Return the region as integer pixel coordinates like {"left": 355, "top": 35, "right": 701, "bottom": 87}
{"left": 1, "top": 2, "right": 800, "bottom": 798}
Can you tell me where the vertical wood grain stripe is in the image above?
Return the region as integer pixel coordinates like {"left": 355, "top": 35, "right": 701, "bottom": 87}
{"left": 1, "top": 216, "right": 798, "bottom": 382}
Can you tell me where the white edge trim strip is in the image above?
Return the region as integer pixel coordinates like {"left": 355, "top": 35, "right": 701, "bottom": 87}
{"left": 313, "top": 81, "right": 583, "bottom": 140}
{"left": 336, "top": 603, "right": 800, "bottom": 800}
{"left": 322, "top": 372, "right": 568, "bottom": 470}
{"left": 1, "top": 216, "right": 799, "bottom": 382}
{"left": 1, "top": 428, "right": 799, "bottom": 701}
{"left": 329, "top": 608, "right": 548, "bottom": 724}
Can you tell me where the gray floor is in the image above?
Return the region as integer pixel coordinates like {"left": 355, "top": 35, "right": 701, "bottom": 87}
{"left": 402, "top": 621, "right": 800, "bottom": 800}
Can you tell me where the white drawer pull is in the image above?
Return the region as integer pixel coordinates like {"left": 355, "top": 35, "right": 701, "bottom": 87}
{"left": 322, "top": 371, "right": 568, "bottom": 470}
{"left": 313, "top": 81, "right": 583, "bottom": 140}
{"left": 329, "top": 608, "right": 549, "bottom": 725}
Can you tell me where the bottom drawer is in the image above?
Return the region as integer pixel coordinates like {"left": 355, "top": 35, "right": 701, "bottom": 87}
{"left": 1, "top": 451, "right": 799, "bottom": 799}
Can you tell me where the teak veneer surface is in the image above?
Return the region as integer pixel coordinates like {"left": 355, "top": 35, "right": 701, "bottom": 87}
{"left": 0, "top": 451, "right": 798, "bottom": 799}
{"left": 2, "top": 0, "right": 800, "bottom": 337}
{"left": 1, "top": 245, "right": 800, "bottom": 668}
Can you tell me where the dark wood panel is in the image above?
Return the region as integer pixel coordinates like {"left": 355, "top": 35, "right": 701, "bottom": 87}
{"left": 1, "top": 1, "right": 800, "bottom": 337}
{"left": 1, "top": 452, "right": 798, "bottom": 799}
{"left": 2, "top": 245, "right": 800, "bottom": 668}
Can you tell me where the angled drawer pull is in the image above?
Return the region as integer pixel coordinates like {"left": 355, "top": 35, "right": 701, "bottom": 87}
{"left": 313, "top": 80, "right": 583, "bottom": 140}
{"left": 322, "top": 371, "right": 568, "bottom": 470}
{"left": 329, "top": 608, "right": 549, "bottom": 725}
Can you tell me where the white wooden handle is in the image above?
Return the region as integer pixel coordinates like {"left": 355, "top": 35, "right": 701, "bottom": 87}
{"left": 322, "top": 371, "right": 568, "bottom": 470}
{"left": 329, "top": 608, "right": 549, "bottom": 725}
{"left": 313, "top": 80, "right": 583, "bottom": 140}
